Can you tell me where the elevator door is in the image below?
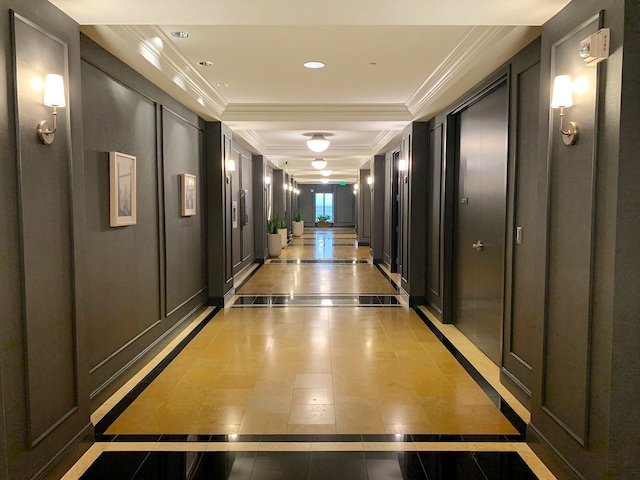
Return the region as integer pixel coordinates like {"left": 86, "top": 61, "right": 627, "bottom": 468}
{"left": 453, "top": 82, "right": 508, "bottom": 365}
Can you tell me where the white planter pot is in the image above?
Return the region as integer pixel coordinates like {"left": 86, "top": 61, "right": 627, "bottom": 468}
{"left": 267, "top": 233, "right": 282, "bottom": 257}
{"left": 278, "top": 228, "right": 288, "bottom": 248}
{"left": 292, "top": 221, "right": 303, "bottom": 237}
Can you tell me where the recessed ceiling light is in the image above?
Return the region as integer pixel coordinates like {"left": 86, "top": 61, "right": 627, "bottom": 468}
{"left": 216, "top": 83, "right": 229, "bottom": 87}
{"left": 170, "top": 31, "right": 189, "bottom": 39}
{"left": 197, "top": 61, "right": 212, "bottom": 67}
{"left": 304, "top": 61, "right": 325, "bottom": 69}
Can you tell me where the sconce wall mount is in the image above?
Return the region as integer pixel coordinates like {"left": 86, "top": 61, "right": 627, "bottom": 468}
{"left": 37, "top": 74, "right": 66, "bottom": 145}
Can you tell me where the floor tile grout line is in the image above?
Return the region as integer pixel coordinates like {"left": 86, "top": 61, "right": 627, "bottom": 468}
{"left": 411, "top": 306, "right": 528, "bottom": 435}
{"left": 93, "top": 307, "right": 222, "bottom": 436}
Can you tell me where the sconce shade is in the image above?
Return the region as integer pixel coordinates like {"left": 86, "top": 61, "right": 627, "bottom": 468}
{"left": 307, "top": 134, "right": 330, "bottom": 153}
{"left": 265, "top": 176, "right": 271, "bottom": 185}
{"left": 551, "top": 75, "right": 573, "bottom": 108}
{"left": 43, "top": 74, "right": 65, "bottom": 107}
{"left": 226, "top": 159, "right": 236, "bottom": 172}
{"left": 398, "top": 159, "right": 408, "bottom": 172}
{"left": 311, "top": 159, "right": 327, "bottom": 170}
{"left": 367, "top": 176, "right": 373, "bottom": 185}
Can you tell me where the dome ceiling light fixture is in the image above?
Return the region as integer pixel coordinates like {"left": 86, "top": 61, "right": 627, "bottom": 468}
{"left": 320, "top": 178, "right": 330, "bottom": 184}
{"left": 305, "top": 133, "right": 332, "bottom": 153}
{"left": 320, "top": 170, "right": 332, "bottom": 177}
{"left": 311, "top": 158, "right": 327, "bottom": 170}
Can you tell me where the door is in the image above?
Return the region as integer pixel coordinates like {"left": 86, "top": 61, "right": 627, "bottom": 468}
{"left": 453, "top": 82, "right": 508, "bottom": 365}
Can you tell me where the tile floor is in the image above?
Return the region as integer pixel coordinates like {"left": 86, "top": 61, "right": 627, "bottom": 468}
{"left": 63, "top": 228, "right": 556, "bottom": 479}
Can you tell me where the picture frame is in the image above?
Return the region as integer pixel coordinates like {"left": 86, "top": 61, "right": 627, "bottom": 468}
{"left": 109, "top": 151, "right": 136, "bottom": 227}
{"left": 181, "top": 173, "right": 197, "bottom": 216}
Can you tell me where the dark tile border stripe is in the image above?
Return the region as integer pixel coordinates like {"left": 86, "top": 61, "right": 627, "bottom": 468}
{"left": 268, "top": 259, "right": 369, "bottom": 264}
{"left": 412, "top": 306, "right": 527, "bottom": 436}
{"left": 232, "top": 294, "right": 402, "bottom": 307}
{"left": 94, "top": 307, "right": 221, "bottom": 437}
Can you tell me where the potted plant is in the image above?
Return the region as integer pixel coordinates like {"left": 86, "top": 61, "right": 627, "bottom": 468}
{"left": 277, "top": 216, "right": 288, "bottom": 248}
{"left": 267, "top": 217, "right": 282, "bottom": 258}
{"left": 316, "top": 214, "right": 332, "bottom": 228}
{"left": 292, "top": 212, "right": 304, "bottom": 237}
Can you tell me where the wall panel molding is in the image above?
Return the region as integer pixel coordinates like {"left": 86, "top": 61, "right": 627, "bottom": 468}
{"left": 12, "top": 12, "right": 79, "bottom": 447}
{"left": 540, "top": 13, "right": 601, "bottom": 447}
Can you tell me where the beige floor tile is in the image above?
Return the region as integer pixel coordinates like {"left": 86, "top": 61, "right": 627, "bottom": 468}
{"left": 245, "top": 395, "right": 292, "bottom": 414}
{"left": 292, "top": 387, "right": 334, "bottom": 405}
{"left": 239, "top": 413, "right": 290, "bottom": 434}
{"left": 288, "top": 405, "right": 336, "bottom": 425}
{"left": 294, "top": 373, "right": 333, "bottom": 388}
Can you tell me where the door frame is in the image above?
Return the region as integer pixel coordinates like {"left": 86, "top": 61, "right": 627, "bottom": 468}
{"left": 442, "top": 72, "right": 510, "bottom": 328}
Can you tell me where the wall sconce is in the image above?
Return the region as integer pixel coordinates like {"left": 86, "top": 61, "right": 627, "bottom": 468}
{"left": 264, "top": 176, "right": 271, "bottom": 185}
{"left": 226, "top": 159, "right": 236, "bottom": 173}
{"left": 551, "top": 75, "right": 579, "bottom": 146}
{"left": 37, "top": 74, "right": 66, "bottom": 145}
{"left": 367, "top": 176, "right": 373, "bottom": 185}
{"left": 283, "top": 184, "right": 289, "bottom": 191}
{"left": 398, "top": 159, "right": 408, "bottom": 172}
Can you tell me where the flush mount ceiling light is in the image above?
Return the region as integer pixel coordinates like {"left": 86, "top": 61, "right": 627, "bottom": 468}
{"left": 320, "top": 170, "right": 332, "bottom": 177}
{"left": 304, "top": 61, "right": 325, "bottom": 69}
{"left": 320, "top": 178, "right": 330, "bottom": 184}
{"left": 170, "top": 31, "right": 189, "bottom": 38}
{"left": 305, "top": 133, "right": 332, "bottom": 153}
{"left": 197, "top": 61, "right": 212, "bottom": 67}
{"left": 216, "top": 82, "right": 229, "bottom": 87}
{"left": 311, "top": 158, "right": 327, "bottom": 170}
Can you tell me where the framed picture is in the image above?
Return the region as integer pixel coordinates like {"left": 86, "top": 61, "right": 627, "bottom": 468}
{"left": 181, "top": 173, "right": 197, "bottom": 216}
{"left": 109, "top": 151, "right": 136, "bottom": 227}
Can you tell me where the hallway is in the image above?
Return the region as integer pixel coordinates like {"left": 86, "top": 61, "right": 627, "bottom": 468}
{"left": 64, "top": 229, "right": 554, "bottom": 479}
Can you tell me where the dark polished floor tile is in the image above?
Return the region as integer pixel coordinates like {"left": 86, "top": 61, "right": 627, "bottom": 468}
{"left": 252, "top": 452, "right": 310, "bottom": 480}
{"left": 365, "top": 451, "right": 428, "bottom": 480}
{"left": 81, "top": 451, "right": 538, "bottom": 480}
{"left": 82, "top": 452, "right": 150, "bottom": 480}
{"left": 308, "top": 452, "right": 368, "bottom": 480}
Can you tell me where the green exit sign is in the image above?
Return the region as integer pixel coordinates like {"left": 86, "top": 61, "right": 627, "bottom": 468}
{"left": 340, "top": 181, "right": 346, "bottom": 186}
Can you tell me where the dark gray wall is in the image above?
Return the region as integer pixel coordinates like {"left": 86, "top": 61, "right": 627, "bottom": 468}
{"left": 206, "top": 121, "right": 233, "bottom": 305}
{"left": 81, "top": 36, "right": 208, "bottom": 404}
{"left": 230, "top": 144, "right": 255, "bottom": 275}
{"left": 298, "top": 184, "right": 315, "bottom": 223}
{"left": 357, "top": 169, "right": 371, "bottom": 245}
{"left": 501, "top": 38, "right": 541, "bottom": 409}
{"left": 253, "top": 155, "right": 269, "bottom": 262}
{"left": 528, "top": 1, "right": 637, "bottom": 479}
{"left": 400, "top": 122, "right": 428, "bottom": 304}
{"left": 370, "top": 155, "right": 386, "bottom": 263}
{"left": 0, "top": 1, "right": 91, "bottom": 479}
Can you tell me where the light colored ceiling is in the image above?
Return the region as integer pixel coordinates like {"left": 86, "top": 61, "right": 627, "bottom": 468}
{"left": 49, "top": 0, "right": 570, "bottom": 184}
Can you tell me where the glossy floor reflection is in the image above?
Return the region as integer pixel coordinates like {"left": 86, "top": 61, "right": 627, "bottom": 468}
{"left": 80, "top": 449, "right": 538, "bottom": 480}
{"left": 64, "top": 228, "right": 555, "bottom": 479}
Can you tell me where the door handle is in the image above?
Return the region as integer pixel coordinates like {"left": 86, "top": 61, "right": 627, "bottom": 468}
{"left": 472, "top": 241, "right": 484, "bottom": 251}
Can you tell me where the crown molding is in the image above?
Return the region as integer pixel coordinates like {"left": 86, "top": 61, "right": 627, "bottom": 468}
{"left": 371, "top": 130, "right": 401, "bottom": 154}
{"left": 263, "top": 144, "right": 374, "bottom": 157}
{"left": 233, "top": 129, "right": 268, "bottom": 153}
{"left": 109, "top": 25, "right": 229, "bottom": 117}
{"left": 223, "top": 103, "right": 412, "bottom": 122}
{"left": 406, "top": 25, "right": 514, "bottom": 118}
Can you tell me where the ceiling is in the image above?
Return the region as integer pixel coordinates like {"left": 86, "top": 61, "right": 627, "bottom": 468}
{"left": 49, "top": 0, "right": 570, "bottom": 184}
